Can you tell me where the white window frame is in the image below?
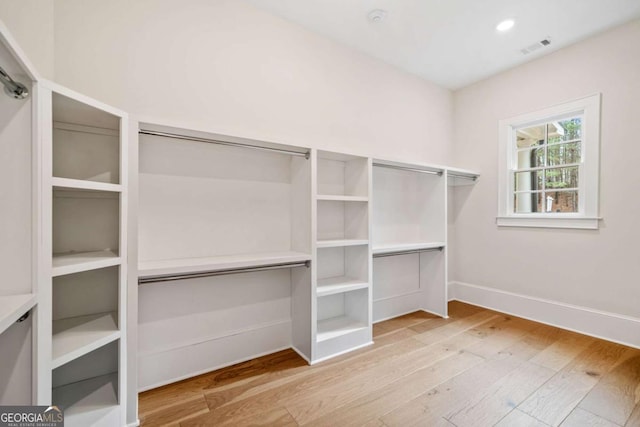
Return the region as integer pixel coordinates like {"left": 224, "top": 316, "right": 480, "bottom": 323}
{"left": 497, "top": 93, "right": 601, "bottom": 229}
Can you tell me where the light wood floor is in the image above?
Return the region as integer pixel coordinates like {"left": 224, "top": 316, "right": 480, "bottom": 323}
{"left": 139, "top": 302, "right": 640, "bottom": 427}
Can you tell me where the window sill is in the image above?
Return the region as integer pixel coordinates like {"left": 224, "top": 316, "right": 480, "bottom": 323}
{"left": 496, "top": 216, "right": 601, "bottom": 230}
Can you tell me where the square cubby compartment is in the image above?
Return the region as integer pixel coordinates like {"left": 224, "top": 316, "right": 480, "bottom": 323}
{"left": 52, "top": 92, "right": 121, "bottom": 184}
{"left": 317, "top": 288, "right": 368, "bottom": 343}
{"left": 317, "top": 151, "right": 368, "bottom": 198}
{"left": 317, "top": 200, "right": 368, "bottom": 242}
{"left": 52, "top": 189, "right": 120, "bottom": 263}
{"left": 52, "top": 266, "right": 120, "bottom": 369}
{"left": 52, "top": 341, "right": 120, "bottom": 425}
{"left": 317, "top": 245, "right": 368, "bottom": 289}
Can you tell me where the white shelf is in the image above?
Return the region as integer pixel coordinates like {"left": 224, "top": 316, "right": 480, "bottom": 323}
{"left": 372, "top": 241, "right": 445, "bottom": 255}
{"left": 317, "top": 277, "right": 369, "bottom": 297}
{"left": 317, "top": 195, "right": 368, "bottom": 202}
{"left": 317, "top": 239, "right": 369, "bottom": 249}
{"left": 52, "top": 177, "right": 122, "bottom": 193}
{"left": 138, "top": 250, "right": 311, "bottom": 279}
{"left": 52, "top": 250, "right": 121, "bottom": 277}
{"left": 52, "top": 312, "right": 120, "bottom": 369}
{"left": 53, "top": 373, "right": 120, "bottom": 427}
{"left": 317, "top": 316, "right": 368, "bottom": 342}
{"left": 0, "top": 293, "right": 37, "bottom": 335}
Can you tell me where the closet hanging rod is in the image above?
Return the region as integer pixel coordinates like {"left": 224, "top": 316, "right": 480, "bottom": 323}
{"left": 0, "top": 65, "right": 29, "bottom": 99}
{"left": 372, "top": 162, "right": 443, "bottom": 176}
{"left": 373, "top": 247, "right": 444, "bottom": 258}
{"left": 138, "top": 260, "right": 311, "bottom": 284}
{"left": 448, "top": 173, "right": 478, "bottom": 181}
{"left": 139, "top": 129, "right": 310, "bottom": 159}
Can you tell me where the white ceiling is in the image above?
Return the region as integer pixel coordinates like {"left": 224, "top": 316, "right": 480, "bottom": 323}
{"left": 246, "top": 0, "right": 640, "bottom": 89}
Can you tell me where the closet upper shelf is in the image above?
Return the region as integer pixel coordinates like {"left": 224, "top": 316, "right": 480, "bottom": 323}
{"left": 372, "top": 241, "right": 445, "bottom": 255}
{"left": 138, "top": 251, "right": 312, "bottom": 279}
{"left": 0, "top": 293, "right": 37, "bottom": 335}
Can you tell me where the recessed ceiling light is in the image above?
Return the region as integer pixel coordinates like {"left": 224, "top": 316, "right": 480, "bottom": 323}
{"left": 368, "top": 9, "right": 387, "bottom": 23}
{"left": 496, "top": 19, "right": 515, "bottom": 32}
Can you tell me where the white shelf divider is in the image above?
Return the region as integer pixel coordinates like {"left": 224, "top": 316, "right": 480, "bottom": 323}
{"left": 52, "top": 312, "right": 120, "bottom": 369}
{"left": 52, "top": 177, "right": 123, "bottom": 193}
{"left": 316, "top": 239, "right": 369, "bottom": 249}
{"left": 0, "top": 293, "right": 37, "bottom": 335}
{"left": 52, "top": 373, "right": 120, "bottom": 427}
{"left": 52, "top": 251, "right": 121, "bottom": 277}
{"left": 372, "top": 241, "right": 445, "bottom": 255}
{"left": 316, "top": 195, "right": 368, "bottom": 202}
{"left": 317, "top": 316, "right": 368, "bottom": 342}
{"left": 138, "top": 250, "right": 311, "bottom": 279}
{"left": 317, "top": 277, "right": 369, "bottom": 297}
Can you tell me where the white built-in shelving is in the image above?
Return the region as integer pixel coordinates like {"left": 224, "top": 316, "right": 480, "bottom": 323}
{"left": 52, "top": 312, "right": 119, "bottom": 369}
{"left": 52, "top": 251, "right": 121, "bottom": 277}
{"left": 0, "top": 294, "right": 37, "bottom": 336}
{"left": 317, "top": 276, "right": 369, "bottom": 297}
{"left": 316, "top": 239, "right": 369, "bottom": 248}
{"left": 52, "top": 177, "right": 123, "bottom": 193}
{"left": 313, "top": 150, "right": 372, "bottom": 361}
{"left": 316, "top": 315, "right": 368, "bottom": 342}
{"left": 52, "top": 371, "right": 120, "bottom": 426}
{"left": 316, "top": 195, "right": 368, "bottom": 202}
{"left": 36, "top": 80, "right": 128, "bottom": 426}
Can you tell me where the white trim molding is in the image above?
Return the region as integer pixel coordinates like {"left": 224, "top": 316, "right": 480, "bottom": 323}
{"left": 449, "top": 281, "right": 640, "bottom": 349}
{"left": 497, "top": 93, "right": 601, "bottom": 229}
{"left": 496, "top": 216, "right": 601, "bottom": 230}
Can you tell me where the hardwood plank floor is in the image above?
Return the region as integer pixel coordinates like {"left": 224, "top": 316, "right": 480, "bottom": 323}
{"left": 138, "top": 302, "right": 640, "bottom": 427}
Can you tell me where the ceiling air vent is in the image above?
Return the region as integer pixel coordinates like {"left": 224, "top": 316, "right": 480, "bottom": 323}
{"left": 521, "top": 38, "right": 552, "bottom": 55}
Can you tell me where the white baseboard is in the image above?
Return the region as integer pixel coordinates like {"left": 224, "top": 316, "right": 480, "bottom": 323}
{"left": 126, "top": 420, "right": 140, "bottom": 427}
{"left": 449, "top": 281, "right": 640, "bottom": 349}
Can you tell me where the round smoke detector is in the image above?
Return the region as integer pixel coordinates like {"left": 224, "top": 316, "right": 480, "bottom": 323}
{"left": 368, "top": 9, "right": 387, "bottom": 23}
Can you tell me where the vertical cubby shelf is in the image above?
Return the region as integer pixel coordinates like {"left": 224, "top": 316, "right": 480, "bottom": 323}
{"left": 38, "top": 82, "right": 128, "bottom": 426}
{"left": 313, "top": 150, "right": 372, "bottom": 361}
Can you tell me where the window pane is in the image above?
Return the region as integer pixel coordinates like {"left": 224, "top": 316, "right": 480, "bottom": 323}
{"left": 544, "top": 190, "right": 579, "bottom": 213}
{"left": 547, "top": 118, "right": 582, "bottom": 143}
{"left": 516, "top": 147, "right": 545, "bottom": 169}
{"left": 516, "top": 125, "right": 545, "bottom": 148}
{"left": 514, "top": 192, "right": 543, "bottom": 213}
{"left": 545, "top": 166, "right": 579, "bottom": 189}
{"left": 547, "top": 142, "right": 581, "bottom": 166}
{"left": 515, "top": 170, "right": 543, "bottom": 192}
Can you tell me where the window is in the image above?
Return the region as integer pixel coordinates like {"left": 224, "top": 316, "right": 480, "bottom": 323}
{"left": 497, "top": 94, "right": 601, "bottom": 229}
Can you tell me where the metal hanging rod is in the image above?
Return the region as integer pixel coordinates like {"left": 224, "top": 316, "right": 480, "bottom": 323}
{"left": 373, "top": 162, "right": 443, "bottom": 176}
{"left": 139, "top": 129, "right": 310, "bottom": 159}
{"left": 16, "top": 311, "right": 30, "bottom": 323}
{"left": 138, "top": 260, "right": 311, "bottom": 284}
{"left": 373, "top": 247, "right": 444, "bottom": 258}
{"left": 0, "top": 65, "right": 29, "bottom": 99}
{"left": 448, "top": 173, "right": 478, "bottom": 181}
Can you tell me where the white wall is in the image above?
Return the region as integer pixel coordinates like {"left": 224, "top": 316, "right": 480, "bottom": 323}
{"left": 452, "top": 19, "right": 640, "bottom": 319}
{"left": 53, "top": 0, "right": 453, "bottom": 165}
{"left": 0, "top": 0, "right": 54, "bottom": 78}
